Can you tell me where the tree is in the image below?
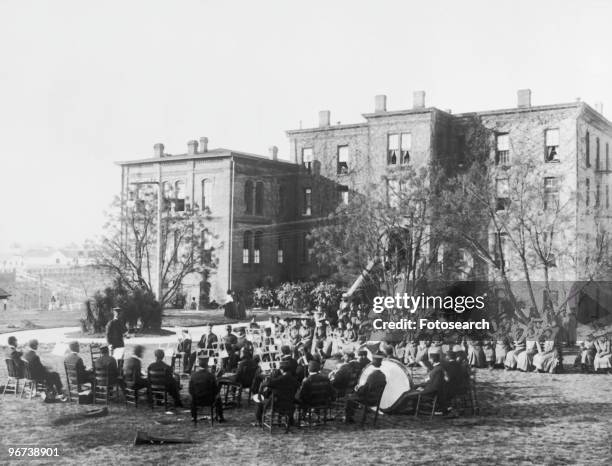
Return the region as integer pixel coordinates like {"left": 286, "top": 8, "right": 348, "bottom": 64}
{"left": 92, "top": 187, "right": 217, "bottom": 309}
{"left": 309, "top": 165, "right": 445, "bottom": 299}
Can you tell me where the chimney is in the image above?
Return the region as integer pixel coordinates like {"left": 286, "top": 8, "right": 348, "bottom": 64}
{"left": 269, "top": 145, "right": 278, "bottom": 161}
{"left": 375, "top": 95, "right": 387, "bottom": 113}
{"left": 153, "top": 143, "right": 165, "bottom": 158}
{"left": 594, "top": 102, "right": 604, "bottom": 115}
{"left": 187, "top": 140, "right": 198, "bottom": 155}
{"left": 199, "top": 137, "right": 208, "bottom": 153}
{"left": 517, "top": 89, "right": 532, "bottom": 108}
{"left": 318, "top": 110, "right": 330, "bottom": 128}
{"left": 413, "top": 90, "right": 426, "bottom": 109}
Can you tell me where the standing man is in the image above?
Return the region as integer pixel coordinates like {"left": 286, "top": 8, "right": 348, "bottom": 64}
{"left": 106, "top": 307, "right": 128, "bottom": 368}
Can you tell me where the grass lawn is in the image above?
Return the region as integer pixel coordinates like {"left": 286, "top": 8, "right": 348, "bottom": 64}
{"left": 1, "top": 358, "right": 611, "bottom": 465}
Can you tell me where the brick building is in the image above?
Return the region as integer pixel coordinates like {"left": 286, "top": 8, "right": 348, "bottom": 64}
{"left": 118, "top": 89, "right": 612, "bottom": 315}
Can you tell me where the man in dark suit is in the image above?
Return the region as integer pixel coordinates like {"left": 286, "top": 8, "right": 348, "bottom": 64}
{"left": 357, "top": 350, "right": 371, "bottom": 370}
{"left": 123, "top": 344, "right": 149, "bottom": 391}
{"left": 222, "top": 325, "right": 238, "bottom": 371}
{"left": 393, "top": 352, "right": 447, "bottom": 413}
{"left": 189, "top": 359, "right": 225, "bottom": 423}
{"left": 147, "top": 349, "right": 183, "bottom": 408}
{"left": 345, "top": 353, "right": 387, "bottom": 422}
{"left": 64, "top": 341, "right": 94, "bottom": 384}
{"left": 197, "top": 323, "right": 218, "bottom": 366}
{"left": 296, "top": 360, "right": 334, "bottom": 407}
{"left": 22, "top": 339, "right": 64, "bottom": 397}
{"left": 105, "top": 307, "right": 127, "bottom": 357}
{"left": 279, "top": 345, "right": 298, "bottom": 376}
{"left": 93, "top": 344, "right": 119, "bottom": 387}
{"left": 330, "top": 351, "right": 361, "bottom": 396}
{"left": 254, "top": 360, "right": 300, "bottom": 426}
{"left": 172, "top": 329, "right": 194, "bottom": 374}
{"left": 5, "top": 336, "right": 25, "bottom": 378}
{"left": 443, "top": 350, "right": 467, "bottom": 400}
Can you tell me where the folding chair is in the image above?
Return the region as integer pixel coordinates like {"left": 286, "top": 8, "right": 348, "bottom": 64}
{"left": 414, "top": 393, "right": 438, "bottom": 420}
{"left": 3, "top": 359, "right": 23, "bottom": 398}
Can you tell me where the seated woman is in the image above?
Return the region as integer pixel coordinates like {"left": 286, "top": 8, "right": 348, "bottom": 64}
{"left": 504, "top": 338, "right": 526, "bottom": 370}
{"left": 494, "top": 337, "right": 510, "bottom": 368}
{"left": 533, "top": 338, "right": 559, "bottom": 373}
{"left": 580, "top": 335, "right": 597, "bottom": 372}
{"left": 516, "top": 337, "right": 537, "bottom": 372}
{"left": 415, "top": 339, "right": 431, "bottom": 370}
{"left": 593, "top": 336, "right": 612, "bottom": 373}
{"left": 466, "top": 339, "right": 486, "bottom": 368}
{"left": 483, "top": 340, "right": 495, "bottom": 369}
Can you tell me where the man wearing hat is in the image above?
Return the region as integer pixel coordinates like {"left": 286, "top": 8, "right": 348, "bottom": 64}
{"left": 106, "top": 307, "right": 128, "bottom": 361}
{"left": 254, "top": 359, "right": 299, "bottom": 426}
{"left": 330, "top": 351, "right": 360, "bottom": 396}
{"left": 189, "top": 359, "right": 225, "bottom": 423}
{"left": 357, "top": 349, "right": 371, "bottom": 370}
{"left": 93, "top": 344, "right": 119, "bottom": 387}
{"left": 296, "top": 360, "right": 334, "bottom": 407}
{"left": 345, "top": 352, "right": 386, "bottom": 423}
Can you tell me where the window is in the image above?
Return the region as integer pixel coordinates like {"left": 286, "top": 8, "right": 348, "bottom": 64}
{"left": 174, "top": 180, "right": 186, "bottom": 211}
{"left": 607, "top": 185, "right": 610, "bottom": 209}
{"left": 586, "top": 178, "right": 590, "bottom": 207}
{"left": 303, "top": 188, "right": 312, "bottom": 216}
{"left": 541, "top": 231, "right": 556, "bottom": 267}
{"left": 607, "top": 143, "right": 610, "bottom": 171}
{"left": 545, "top": 129, "right": 560, "bottom": 162}
{"left": 302, "top": 148, "right": 313, "bottom": 174}
{"left": 386, "top": 179, "right": 401, "bottom": 208}
{"left": 253, "top": 231, "right": 262, "bottom": 264}
{"left": 337, "top": 145, "right": 349, "bottom": 174}
{"left": 387, "top": 133, "right": 411, "bottom": 165}
{"left": 337, "top": 185, "right": 349, "bottom": 205}
{"left": 586, "top": 131, "right": 591, "bottom": 167}
{"left": 496, "top": 178, "right": 510, "bottom": 210}
{"left": 201, "top": 179, "right": 212, "bottom": 212}
{"left": 255, "top": 182, "right": 264, "bottom": 215}
{"left": 543, "top": 177, "right": 559, "bottom": 211}
{"left": 277, "top": 238, "right": 284, "bottom": 264}
{"left": 596, "top": 183, "right": 601, "bottom": 207}
{"left": 201, "top": 230, "right": 212, "bottom": 264}
{"left": 244, "top": 180, "right": 253, "bottom": 214}
{"left": 243, "top": 231, "right": 252, "bottom": 264}
{"left": 496, "top": 133, "right": 510, "bottom": 166}
{"left": 301, "top": 232, "right": 312, "bottom": 263}
{"left": 596, "top": 137, "right": 601, "bottom": 170}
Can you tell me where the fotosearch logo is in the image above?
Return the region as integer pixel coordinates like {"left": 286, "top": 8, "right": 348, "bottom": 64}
{"left": 372, "top": 293, "right": 486, "bottom": 314}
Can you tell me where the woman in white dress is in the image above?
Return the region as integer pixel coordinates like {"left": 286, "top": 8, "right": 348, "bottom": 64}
{"left": 593, "top": 336, "right": 612, "bottom": 373}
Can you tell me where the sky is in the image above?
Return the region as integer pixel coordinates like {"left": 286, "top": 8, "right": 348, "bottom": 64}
{"left": 1, "top": 0, "right": 611, "bottom": 250}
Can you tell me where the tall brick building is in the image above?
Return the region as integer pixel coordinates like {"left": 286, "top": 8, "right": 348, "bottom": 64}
{"left": 118, "top": 90, "right": 612, "bottom": 313}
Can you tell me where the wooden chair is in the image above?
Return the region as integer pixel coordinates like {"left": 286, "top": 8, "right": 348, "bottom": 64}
{"left": 93, "top": 366, "right": 114, "bottom": 406}
{"left": 89, "top": 344, "right": 102, "bottom": 366}
{"left": 414, "top": 393, "right": 438, "bottom": 420}
{"left": 21, "top": 361, "right": 45, "bottom": 400}
{"left": 124, "top": 384, "right": 147, "bottom": 408}
{"left": 297, "top": 382, "right": 333, "bottom": 427}
{"left": 147, "top": 369, "right": 169, "bottom": 410}
{"left": 3, "top": 359, "right": 23, "bottom": 398}
{"left": 353, "top": 382, "right": 386, "bottom": 427}
{"left": 191, "top": 396, "right": 217, "bottom": 427}
{"left": 64, "top": 362, "right": 93, "bottom": 404}
{"left": 262, "top": 389, "right": 295, "bottom": 434}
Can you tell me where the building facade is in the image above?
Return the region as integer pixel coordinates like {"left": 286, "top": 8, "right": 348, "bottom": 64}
{"left": 119, "top": 90, "right": 612, "bottom": 313}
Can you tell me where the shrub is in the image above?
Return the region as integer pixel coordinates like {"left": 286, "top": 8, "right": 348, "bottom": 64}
{"left": 310, "top": 281, "right": 343, "bottom": 314}
{"left": 275, "top": 281, "right": 315, "bottom": 311}
{"left": 82, "top": 280, "right": 163, "bottom": 333}
{"left": 251, "top": 287, "right": 277, "bottom": 308}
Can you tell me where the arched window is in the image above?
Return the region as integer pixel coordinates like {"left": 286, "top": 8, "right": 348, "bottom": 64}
{"left": 244, "top": 180, "right": 253, "bottom": 214}
{"left": 201, "top": 179, "right": 212, "bottom": 212}
{"left": 255, "top": 181, "right": 264, "bottom": 215}
{"left": 277, "top": 237, "right": 284, "bottom": 264}
{"left": 254, "top": 231, "right": 263, "bottom": 264}
{"left": 175, "top": 180, "right": 186, "bottom": 211}
{"left": 243, "top": 231, "right": 252, "bottom": 264}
